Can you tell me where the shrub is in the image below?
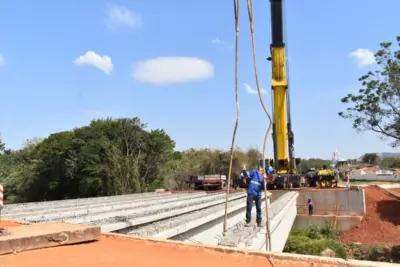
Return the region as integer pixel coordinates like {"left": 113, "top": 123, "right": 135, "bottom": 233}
{"left": 283, "top": 220, "right": 345, "bottom": 259}
{"left": 284, "top": 235, "right": 347, "bottom": 259}
{"left": 307, "top": 224, "right": 323, "bottom": 239}
{"left": 320, "top": 219, "right": 339, "bottom": 240}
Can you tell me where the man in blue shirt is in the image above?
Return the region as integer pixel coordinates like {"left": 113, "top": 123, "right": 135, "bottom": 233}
{"left": 307, "top": 197, "right": 314, "bottom": 216}
{"left": 242, "top": 168, "right": 271, "bottom": 227}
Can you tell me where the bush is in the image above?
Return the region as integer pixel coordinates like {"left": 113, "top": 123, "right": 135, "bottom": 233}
{"left": 289, "top": 228, "right": 309, "bottom": 237}
{"left": 284, "top": 235, "right": 347, "bottom": 259}
{"left": 307, "top": 224, "right": 323, "bottom": 239}
{"left": 320, "top": 219, "right": 339, "bottom": 240}
{"left": 283, "top": 220, "right": 346, "bottom": 259}
{"left": 350, "top": 244, "right": 399, "bottom": 263}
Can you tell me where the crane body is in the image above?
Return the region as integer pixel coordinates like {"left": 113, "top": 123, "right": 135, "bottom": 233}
{"left": 262, "top": 0, "right": 337, "bottom": 189}
{"left": 268, "top": 0, "right": 300, "bottom": 178}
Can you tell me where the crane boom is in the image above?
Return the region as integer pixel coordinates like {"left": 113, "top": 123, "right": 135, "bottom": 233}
{"left": 269, "top": 0, "right": 298, "bottom": 175}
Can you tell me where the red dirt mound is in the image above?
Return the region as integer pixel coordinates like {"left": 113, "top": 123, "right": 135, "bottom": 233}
{"left": 0, "top": 220, "right": 24, "bottom": 228}
{"left": 339, "top": 185, "right": 400, "bottom": 244}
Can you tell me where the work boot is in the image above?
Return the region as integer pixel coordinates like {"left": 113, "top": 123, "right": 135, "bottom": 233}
{"left": 257, "top": 221, "right": 262, "bottom": 227}
{"left": 245, "top": 221, "right": 251, "bottom": 227}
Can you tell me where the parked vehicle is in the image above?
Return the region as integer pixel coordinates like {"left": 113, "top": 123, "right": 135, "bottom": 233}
{"left": 187, "top": 174, "right": 227, "bottom": 190}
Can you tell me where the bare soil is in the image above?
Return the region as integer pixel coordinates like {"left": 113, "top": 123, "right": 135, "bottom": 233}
{"left": 0, "top": 235, "right": 327, "bottom": 267}
{"left": 0, "top": 220, "right": 24, "bottom": 228}
{"left": 387, "top": 188, "right": 400, "bottom": 198}
{"left": 339, "top": 185, "right": 400, "bottom": 244}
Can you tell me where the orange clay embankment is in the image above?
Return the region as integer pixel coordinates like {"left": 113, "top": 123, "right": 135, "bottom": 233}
{"left": 0, "top": 231, "right": 396, "bottom": 267}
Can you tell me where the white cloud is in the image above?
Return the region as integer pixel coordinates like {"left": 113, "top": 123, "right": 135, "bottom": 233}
{"left": 132, "top": 57, "right": 214, "bottom": 85}
{"left": 211, "top": 37, "right": 233, "bottom": 49}
{"left": 105, "top": 4, "right": 142, "bottom": 29}
{"left": 212, "top": 38, "right": 222, "bottom": 44}
{"left": 244, "top": 83, "right": 267, "bottom": 95}
{"left": 0, "top": 54, "right": 4, "bottom": 65}
{"left": 349, "top": 48, "right": 376, "bottom": 68}
{"left": 74, "top": 51, "right": 113, "bottom": 74}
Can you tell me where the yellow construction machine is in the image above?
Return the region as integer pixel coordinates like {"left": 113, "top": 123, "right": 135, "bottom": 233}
{"left": 262, "top": 0, "right": 302, "bottom": 189}
{"left": 263, "top": 0, "right": 339, "bottom": 189}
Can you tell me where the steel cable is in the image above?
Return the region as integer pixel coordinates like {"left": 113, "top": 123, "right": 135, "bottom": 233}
{"left": 223, "top": 0, "right": 241, "bottom": 234}
{"left": 246, "top": 0, "right": 273, "bottom": 251}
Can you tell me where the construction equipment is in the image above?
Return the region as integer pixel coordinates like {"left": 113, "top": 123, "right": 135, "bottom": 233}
{"left": 188, "top": 174, "right": 228, "bottom": 190}
{"left": 265, "top": 0, "right": 302, "bottom": 188}
{"left": 304, "top": 151, "right": 350, "bottom": 188}
{"left": 305, "top": 167, "right": 337, "bottom": 188}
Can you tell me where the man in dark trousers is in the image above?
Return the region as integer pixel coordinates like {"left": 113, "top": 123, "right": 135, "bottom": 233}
{"left": 242, "top": 169, "right": 265, "bottom": 227}
{"left": 307, "top": 197, "right": 314, "bottom": 216}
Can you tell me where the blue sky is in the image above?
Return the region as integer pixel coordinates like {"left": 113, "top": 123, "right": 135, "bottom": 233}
{"left": 0, "top": 0, "right": 399, "bottom": 159}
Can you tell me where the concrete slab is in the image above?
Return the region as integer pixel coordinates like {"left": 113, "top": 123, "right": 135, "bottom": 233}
{"left": 293, "top": 214, "right": 363, "bottom": 232}
{"left": 296, "top": 188, "right": 366, "bottom": 216}
{"left": 0, "top": 222, "right": 101, "bottom": 255}
{"left": 218, "top": 191, "right": 298, "bottom": 252}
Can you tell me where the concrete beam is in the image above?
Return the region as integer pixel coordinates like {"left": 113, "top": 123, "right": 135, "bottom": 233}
{"left": 250, "top": 191, "right": 298, "bottom": 251}
{"left": 13, "top": 193, "right": 211, "bottom": 222}
{"left": 99, "top": 192, "right": 247, "bottom": 232}
{"left": 125, "top": 195, "right": 249, "bottom": 238}
{"left": 169, "top": 192, "right": 271, "bottom": 245}
{"left": 2, "top": 192, "right": 205, "bottom": 217}
{"left": 218, "top": 191, "right": 298, "bottom": 252}
{"left": 0, "top": 222, "right": 100, "bottom": 255}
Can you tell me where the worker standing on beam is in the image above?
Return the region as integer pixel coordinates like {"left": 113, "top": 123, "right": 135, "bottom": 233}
{"left": 242, "top": 168, "right": 270, "bottom": 227}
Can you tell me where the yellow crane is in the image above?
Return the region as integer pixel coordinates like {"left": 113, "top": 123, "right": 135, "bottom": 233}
{"left": 257, "top": 0, "right": 301, "bottom": 189}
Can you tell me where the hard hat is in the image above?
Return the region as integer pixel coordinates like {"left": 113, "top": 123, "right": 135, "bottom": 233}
{"left": 308, "top": 197, "right": 311, "bottom": 201}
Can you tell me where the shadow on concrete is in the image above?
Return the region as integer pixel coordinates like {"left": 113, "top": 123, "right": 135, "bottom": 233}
{"left": 376, "top": 200, "right": 400, "bottom": 226}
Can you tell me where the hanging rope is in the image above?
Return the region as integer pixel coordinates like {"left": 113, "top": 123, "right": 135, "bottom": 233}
{"left": 246, "top": 0, "right": 273, "bottom": 251}
{"left": 223, "top": 0, "right": 241, "bottom": 234}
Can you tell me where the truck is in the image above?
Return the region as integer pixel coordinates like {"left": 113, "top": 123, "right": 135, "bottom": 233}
{"left": 187, "top": 174, "right": 228, "bottom": 190}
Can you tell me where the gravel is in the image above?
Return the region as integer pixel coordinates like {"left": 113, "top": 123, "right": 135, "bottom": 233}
{"left": 125, "top": 194, "right": 247, "bottom": 237}
{"left": 218, "top": 191, "right": 296, "bottom": 247}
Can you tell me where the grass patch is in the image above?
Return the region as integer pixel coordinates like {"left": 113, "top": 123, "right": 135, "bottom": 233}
{"left": 283, "top": 219, "right": 347, "bottom": 259}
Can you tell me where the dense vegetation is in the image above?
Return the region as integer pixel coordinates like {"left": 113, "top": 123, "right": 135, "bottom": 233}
{"left": 284, "top": 222, "right": 400, "bottom": 263}
{"left": 284, "top": 221, "right": 347, "bottom": 259}
{"left": 0, "top": 117, "right": 338, "bottom": 204}
{"left": 359, "top": 153, "right": 400, "bottom": 168}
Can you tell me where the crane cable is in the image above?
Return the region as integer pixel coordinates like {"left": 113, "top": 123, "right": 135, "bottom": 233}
{"left": 247, "top": 0, "right": 273, "bottom": 251}
{"left": 223, "top": 0, "right": 274, "bottom": 252}
{"left": 223, "top": 0, "right": 240, "bottom": 234}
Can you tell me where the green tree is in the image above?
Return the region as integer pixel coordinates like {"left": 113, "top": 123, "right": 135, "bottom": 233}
{"left": 245, "top": 147, "right": 262, "bottom": 169}
{"left": 339, "top": 37, "right": 400, "bottom": 147}
{"left": 0, "top": 134, "right": 5, "bottom": 152}
{"left": 339, "top": 36, "right": 400, "bottom": 147}
{"left": 361, "top": 153, "right": 380, "bottom": 165}
{"left": 380, "top": 157, "right": 400, "bottom": 169}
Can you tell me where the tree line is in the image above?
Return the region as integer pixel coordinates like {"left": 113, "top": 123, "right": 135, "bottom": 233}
{"left": 0, "top": 118, "right": 333, "bottom": 204}
{"left": 358, "top": 153, "right": 400, "bottom": 168}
